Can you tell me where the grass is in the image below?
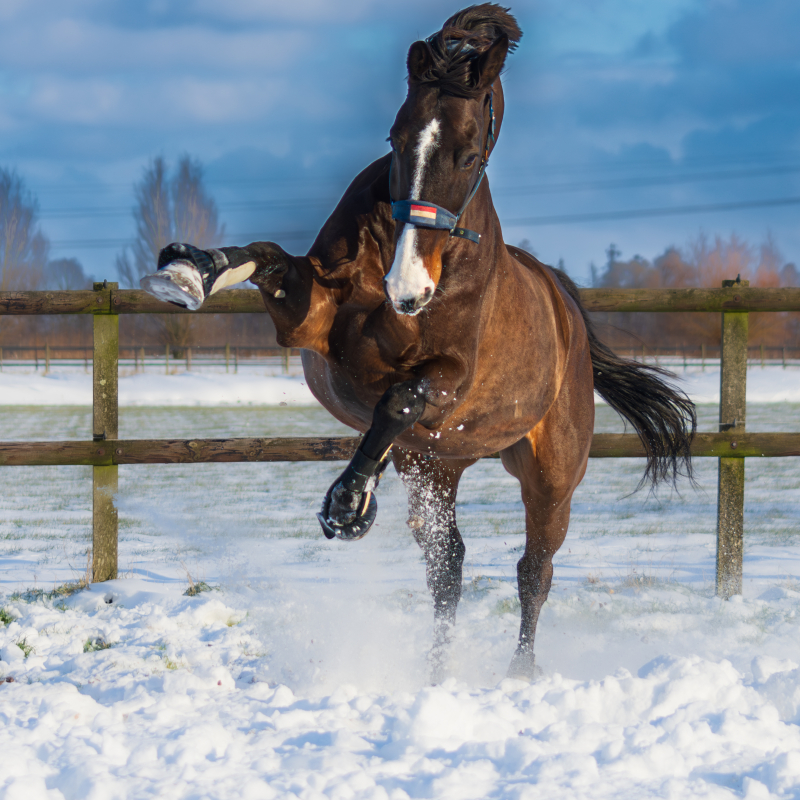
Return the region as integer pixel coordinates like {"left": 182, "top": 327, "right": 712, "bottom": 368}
{"left": 0, "top": 608, "right": 14, "bottom": 626}
{"left": 83, "top": 637, "right": 113, "bottom": 653}
{"left": 16, "top": 638, "right": 34, "bottom": 658}
{"left": 180, "top": 560, "right": 218, "bottom": 597}
{"left": 184, "top": 581, "right": 215, "bottom": 597}
{"left": 493, "top": 596, "right": 521, "bottom": 616}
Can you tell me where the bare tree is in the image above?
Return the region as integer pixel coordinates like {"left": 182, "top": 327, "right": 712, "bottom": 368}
{"left": 116, "top": 156, "right": 225, "bottom": 354}
{"left": 0, "top": 168, "right": 49, "bottom": 345}
{"left": 0, "top": 168, "right": 48, "bottom": 292}
{"left": 43, "top": 257, "right": 91, "bottom": 290}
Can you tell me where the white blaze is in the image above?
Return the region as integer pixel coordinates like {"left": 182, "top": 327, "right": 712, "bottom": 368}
{"left": 385, "top": 118, "right": 440, "bottom": 314}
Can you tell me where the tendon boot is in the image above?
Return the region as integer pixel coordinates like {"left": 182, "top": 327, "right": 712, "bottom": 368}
{"left": 140, "top": 243, "right": 230, "bottom": 310}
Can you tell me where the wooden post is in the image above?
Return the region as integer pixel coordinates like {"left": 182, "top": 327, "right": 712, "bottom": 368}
{"left": 235, "top": 347, "right": 239, "bottom": 374}
{"left": 783, "top": 347, "right": 787, "bottom": 369}
{"left": 92, "top": 282, "right": 118, "bottom": 582}
{"left": 282, "top": 347, "right": 290, "bottom": 374}
{"left": 0, "top": 346, "right": 3, "bottom": 372}
{"left": 701, "top": 342, "right": 706, "bottom": 372}
{"left": 186, "top": 347, "right": 192, "bottom": 371}
{"left": 225, "top": 343, "right": 230, "bottom": 373}
{"left": 140, "top": 347, "right": 145, "bottom": 373}
{"left": 716, "top": 278, "right": 749, "bottom": 598}
{"left": 760, "top": 342, "right": 765, "bottom": 369}
{"left": 45, "top": 343, "right": 50, "bottom": 375}
{"left": 165, "top": 344, "right": 169, "bottom": 375}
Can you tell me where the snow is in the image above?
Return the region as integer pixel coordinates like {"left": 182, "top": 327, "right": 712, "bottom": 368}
{"left": 0, "top": 364, "right": 317, "bottom": 407}
{"left": 1, "top": 373, "right": 799, "bottom": 798}
{"left": 0, "top": 361, "right": 798, "bottom": 407}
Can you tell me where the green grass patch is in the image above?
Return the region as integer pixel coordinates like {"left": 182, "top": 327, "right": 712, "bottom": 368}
{"left": 184, "top": 581, "right": 216, "bottom": 597}
{"left": 16, "top": 638, "right": 34, "bottom": 658}
{"left": 83, "top": 637, "right": 113, "bottom": 653}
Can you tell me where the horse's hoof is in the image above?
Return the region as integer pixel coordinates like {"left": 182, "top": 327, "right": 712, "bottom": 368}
{"left": 506, "top": 650, "right": 543, "bottom": 681}
{"left": 317, "top": 491, "right": 378, "bottom": 541}
{"left": 140, "top": 259, "right": 205, "bottom": 310}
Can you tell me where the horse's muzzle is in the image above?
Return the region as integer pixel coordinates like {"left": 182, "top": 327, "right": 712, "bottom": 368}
{"left": 385, "top": 281, "right": 434, "bottom": 316}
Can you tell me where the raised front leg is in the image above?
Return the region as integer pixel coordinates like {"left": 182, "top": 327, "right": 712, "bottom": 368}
{"left": 140, "top": 242, "right": 291, "bottom": 309}
{"left": 394, "top": 450, "right": 475, "bottom": 682}
{"left": 318, "top": 378, "right": 428, "bottom": 541}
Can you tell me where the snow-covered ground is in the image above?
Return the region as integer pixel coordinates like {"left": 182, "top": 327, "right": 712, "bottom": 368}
{"left": 1, "top": 372, "right": 799, "bottom": 798}
{"left": 0, "top": 361, "right": 798, "bottom": 406}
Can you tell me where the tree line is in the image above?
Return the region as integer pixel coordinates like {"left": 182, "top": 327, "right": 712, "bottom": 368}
{"left": 585, "top": 238, "right": 799, "bottom": 353}
{"left": 0, "top": 158, "right": 277, "bottom": 354}
{"left": 1, "top": 158, "right": 798, "bottom": 356}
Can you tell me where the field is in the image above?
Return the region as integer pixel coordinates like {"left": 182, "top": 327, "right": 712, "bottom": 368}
{"left": 1, "top": 366, "right": 800, "bottom": 799}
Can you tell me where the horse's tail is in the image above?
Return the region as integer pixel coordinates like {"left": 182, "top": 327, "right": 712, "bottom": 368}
{"left": 552, "top": 267, "right": 697, "bottom": 489}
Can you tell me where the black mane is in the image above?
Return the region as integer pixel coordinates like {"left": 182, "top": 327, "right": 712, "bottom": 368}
{"left": 410, "top": 4, "right": 522, "bottom": 98}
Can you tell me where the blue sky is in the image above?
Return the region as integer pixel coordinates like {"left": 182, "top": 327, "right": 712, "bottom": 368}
{"left": 1, "top": 0, "right": 798, "bottom": 285}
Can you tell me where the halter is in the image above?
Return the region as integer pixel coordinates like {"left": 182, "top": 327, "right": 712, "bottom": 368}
{"left": 390, "top": 91, "right": 495, "bottom": 245}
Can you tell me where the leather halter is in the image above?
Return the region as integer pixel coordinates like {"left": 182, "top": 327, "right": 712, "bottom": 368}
{"left": 390, "top": 91, "right": 495, "bottom": 245}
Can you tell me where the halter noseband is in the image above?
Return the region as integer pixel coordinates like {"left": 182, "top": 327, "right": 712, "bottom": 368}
{"left": 390, "top": 91, "right": 495, "bottom": 245}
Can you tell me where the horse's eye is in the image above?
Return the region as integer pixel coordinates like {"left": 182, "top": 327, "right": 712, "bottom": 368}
{"left": 463, "top": 155, "right": 477, "bottom": 169}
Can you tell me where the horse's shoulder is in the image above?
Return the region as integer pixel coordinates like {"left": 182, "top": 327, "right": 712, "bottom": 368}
{"left": 505, "top": 245, "right": 561, "bottom": 288}
{"left": 504, "top": 244, "right": 583, "bottom": 338}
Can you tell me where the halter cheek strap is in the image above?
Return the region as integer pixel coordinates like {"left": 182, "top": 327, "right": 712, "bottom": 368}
{"left": 390, "top": 90, "right": 495, "bottom": 246}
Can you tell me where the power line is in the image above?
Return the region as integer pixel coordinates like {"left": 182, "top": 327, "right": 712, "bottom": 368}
{"left": 37, "top": 163, "right": 800, "bottom": 220}
{"left": 47, "top": 195, "right": 800, "bottom": 250}
{"left": 50, "top": 230, "right": 317, "bottom": 250}
{"left": 505, "top": 195, "right": 800, "bottom": 227}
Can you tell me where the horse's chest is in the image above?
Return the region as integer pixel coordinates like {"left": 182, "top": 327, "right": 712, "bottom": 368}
{"left": 329, "top": 310, "right": 422, "bottom": 384}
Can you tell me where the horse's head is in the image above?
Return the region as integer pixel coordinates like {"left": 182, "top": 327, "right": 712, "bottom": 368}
{"left": 384, "top": 5, "right": 521, "bottom": 316}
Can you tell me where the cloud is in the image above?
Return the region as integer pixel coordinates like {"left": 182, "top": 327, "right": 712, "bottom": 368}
{"left": 2, "top": 0, "right": 799, "bottom": 283}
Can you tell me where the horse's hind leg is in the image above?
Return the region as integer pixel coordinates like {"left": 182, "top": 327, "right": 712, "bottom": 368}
{"left": 500, "top": 381, "right": 594, "bottom": 680}
{"left": 393, "top": 449, "right": 477, "bottom": 681}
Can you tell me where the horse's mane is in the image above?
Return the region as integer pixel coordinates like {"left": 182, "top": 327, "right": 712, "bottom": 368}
{"left": 410, "top": 4, "right": 522, "bottom": 98}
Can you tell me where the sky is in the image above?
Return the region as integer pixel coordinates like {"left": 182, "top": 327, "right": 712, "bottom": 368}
{"left": 1, "top": 0, "right": 799, "bottom": 286}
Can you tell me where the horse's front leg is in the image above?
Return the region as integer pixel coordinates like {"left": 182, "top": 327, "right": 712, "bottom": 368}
{"left": 318, "top": 379, "right": 427, "bottom": 541}
{"left": 140, "top": 241, "right": 292, "bottom": 309}
{"left": 393, "top": 450, "right": 475, "bottom": 682}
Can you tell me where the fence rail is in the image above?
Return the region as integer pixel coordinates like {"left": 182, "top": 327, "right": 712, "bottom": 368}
{"left": 1, "top": 283, "right": 799, "bottom": 596}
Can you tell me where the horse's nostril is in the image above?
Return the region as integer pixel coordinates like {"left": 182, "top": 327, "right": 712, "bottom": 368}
{"left": 422, "top": 286, "right": 434, "bottom": 299}
{"left": 398, "top": 298, "right": 416, "bottom": 314}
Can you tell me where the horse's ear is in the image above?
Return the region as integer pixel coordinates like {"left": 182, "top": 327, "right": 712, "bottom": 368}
{"left": 474, "top": 34, "right": 509, "bottom": 89}
{"left": 407, "top": 40, "right": 432, "bottom": 81}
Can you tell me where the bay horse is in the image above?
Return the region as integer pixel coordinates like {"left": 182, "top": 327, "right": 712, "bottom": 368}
{"left": 141, "top": 4, "right": 695, "bottom": 680}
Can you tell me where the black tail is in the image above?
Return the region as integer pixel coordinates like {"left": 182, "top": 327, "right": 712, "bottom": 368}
{"left": 553, "top": 268, "right": 697, "bottom": 489}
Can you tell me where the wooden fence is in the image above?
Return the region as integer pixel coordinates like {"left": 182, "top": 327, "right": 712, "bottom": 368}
{"left": 2, "top": 280, "right": 800, "bottom": 598}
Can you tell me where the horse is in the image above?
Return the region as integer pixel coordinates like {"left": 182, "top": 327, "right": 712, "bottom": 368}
{"left": 140, "top": 4, "right": 695, "bottom": 680}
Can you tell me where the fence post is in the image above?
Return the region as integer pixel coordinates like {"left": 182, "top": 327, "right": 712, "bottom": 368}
{"left": 92, "top": 282, "right": 119, "bottom": 582}
{"left": 282, "top": 347, "right": 290, "bottom": 374}
{"left": 225, "top": 342, "right": 230, "bottom": 374}
{"left": 186, "top": 347, "right": 192, "bottom": 372}
{"left": 716, "top": 277, "right": 749, "bottom": 598}
{"left": 165, "top": 344, "right": 170, "bottom": 375}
